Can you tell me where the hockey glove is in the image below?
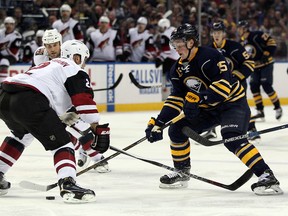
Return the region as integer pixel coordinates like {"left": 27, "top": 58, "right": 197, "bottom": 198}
{"left": 91, "top": 123, "right": 110, "bottom": 153}
{"left": 155, "top": 56, "right": 164, "bottom": 68}
{"left": 183, "top": 91, "right": 202, "bottom": 120}
{"left": 260, "top": 51, "right": 270, "bottom": 64}
{"left": 145, "top": 117, "right": 164, "bottom": 143}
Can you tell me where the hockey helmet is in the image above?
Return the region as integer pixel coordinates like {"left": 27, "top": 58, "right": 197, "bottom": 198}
{"left": 170, "top": 23, "right": 199, "bottom": 43}
{"left": 42, "top": 29, "right": 62, "bottom": 45}
{"left": 4, "top": 16, "right": 15, "bottom": 24}
{"left": 61, "top": 40, "right": 90, "bottom": 66}
{"left": 212, "top": 21, "right": 226, "bottom": 31}
{"left": 237, "top": 20, "right": 249, "bottom": 29}
{"left": 158, "top": 18, "right": 170, "bottom": 29}
{"left": 137, "top": 17, "right": 148, "bottom": 25}
{"left": 60, "top": 4, "right": 72, "bottom": 13}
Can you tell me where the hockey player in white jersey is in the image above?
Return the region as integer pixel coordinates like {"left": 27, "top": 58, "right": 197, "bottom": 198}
{"left": 52, "top": 4, "right": 84, "bottom": 43}
{"left": 33, "top": 29, "right": 110, "bottom": 173}
{"left": 0, "top": 40, "right": 110, "bottom": 203}
{"left": 0, "top": 17, "right": 22, "bottom": 82}
{"left": 22, "top": 30, "right": 44, "bottom": 63}
{"left": 123, "top": 17, "right": 157, "bottom": 62}
{"left": 86, "top": 16, "right": 123, "bottom": 62}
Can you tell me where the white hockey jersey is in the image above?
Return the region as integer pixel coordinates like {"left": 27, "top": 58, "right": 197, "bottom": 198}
{"left": 0, "top": 28, "right": 22, "bottom": 62}
{"left": 52, "top": 18, "right": 84, "bottom": 42}
{"left": 33, "top": 46, "right": 50, "bottom": 66}
{"left": 3, "top": 58, "right": 100, "bottom": 123}
{"left": 88, "top": 28, "right": 119, "bottom": 62}
{"left": 124, "top": 27, "right": 156, "bottom": 62}
{"left": 23, "top": 40, "right": 41, "bottom": 63}
{"left": 158, "top": 27, "right": 179, "bottom": 60}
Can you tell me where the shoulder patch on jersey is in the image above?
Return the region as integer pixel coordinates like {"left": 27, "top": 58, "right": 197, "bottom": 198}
{"left": 35, "top": 48, "right": 45, "bottom": 55}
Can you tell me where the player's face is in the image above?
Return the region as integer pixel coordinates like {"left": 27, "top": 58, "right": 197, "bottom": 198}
{"left": 237, "top": 27, "right": 245, "bottom": 37}
{"left": 99, "top": 22, "right": 109, "bottom": 32}
{"left": 171, "top": 39, "right": 190, "bottom": 59}
{"left": 4, "top": 23, "right": 15, "bottom": 34}
{"left": 44, "top": 42, "right": 61, "bottom": 59}
{"left": 212, "top": 30, "right": 225, "bottom": 45}
{"left": 137, "top": 23, "right": 146, "bottom": 33}
{"left": 61, "top": 10, "right": 71, "bottom": 21}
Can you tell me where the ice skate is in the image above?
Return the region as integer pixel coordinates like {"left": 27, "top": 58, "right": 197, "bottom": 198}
{"left": 250, "top": 110, "right": 265, "bottom": 122}
{"left": 58, "top": 177, "right": 96, "bottom": 203}
{"left": 275, "top": 107, "right": 283, "bottom": 120}
{"left": 247, "top": 128, "right": 261, "bottom": 144}
{"left": 94, "top": 156, "right": 111, "bottom": 173}
{"left": 251, "top": 169, "right": 283, "bottom": 196}
{"left": 159, "top": 167, "right": 190, "bottom": 189}
{"left": 0, "top": 172, "right": 10, "bottom": 196}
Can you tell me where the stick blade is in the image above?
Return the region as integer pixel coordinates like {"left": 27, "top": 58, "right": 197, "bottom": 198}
{"left": 19, "top": 180, "right": 57, "bottom": 192}
{"left": 182, "top": 126, "right": 222, "bottom": 146}
{"left": 227, "top": 169, "right": 254, "bottom": 191}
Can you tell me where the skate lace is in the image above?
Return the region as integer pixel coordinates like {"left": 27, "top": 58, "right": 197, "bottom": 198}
{"left": 166, "top": 172, "right": 181, "bottom": 178}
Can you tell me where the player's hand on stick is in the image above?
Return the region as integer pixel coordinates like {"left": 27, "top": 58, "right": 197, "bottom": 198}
{"left": 183, "top": 91, "right": 202, "bottom": 120}
{"left": 91, "top": 123, "right": 110, "bottom": 153}
{"left": 59, "top": 111, "right": 79, "bottom": 126}
{"left": 145, "top": 117, "right": 164, "bottom": 143}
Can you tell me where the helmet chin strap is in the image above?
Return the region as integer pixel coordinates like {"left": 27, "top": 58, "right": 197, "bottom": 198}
{"left": 183, "top": 41, "right": 194, "bottom": 62}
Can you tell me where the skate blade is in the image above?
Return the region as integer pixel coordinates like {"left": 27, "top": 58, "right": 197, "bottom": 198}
{"left": 253, "top": 185, "right": 284, "bottom": 196}
{"left": 95, "top": 165, "right": 111, "bottom": 173}
{"left": 62, "top": 193, "right": 96, "bottom": 203}
{"left": 159, "top": 181, "right": 188, "bottom": 189}
{"left": 0, "top": 189, "right": 9, "bottom": 196}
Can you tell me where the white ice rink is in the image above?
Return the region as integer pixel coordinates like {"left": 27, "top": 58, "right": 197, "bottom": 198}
{"left": 1, "top": 105, "right": 288, "bottom": 216}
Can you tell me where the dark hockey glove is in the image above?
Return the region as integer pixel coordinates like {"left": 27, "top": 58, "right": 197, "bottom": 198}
{"left": 155, "top": 56, "right": 164, "bottom": 68}
{"left": 145, "top": 117, "right": 165, "bottom": 143}
{"left": 183, "top": 91, "right": 202, "bottom": 120}
{"left": 91, "top": 123, "right": 110, "bottom": 153}
{"left": 260, "top": 51, "right": 270, "bottom": 64}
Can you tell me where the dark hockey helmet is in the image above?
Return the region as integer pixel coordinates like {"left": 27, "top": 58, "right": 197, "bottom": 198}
{"left": 237, "top": 20, "right": 249, "bottom": 29}
{"left": 212, "top": 21, "right": 226, "bottom": 31}
{"left": 170, "top": 23, "right": 199, "bottom": 44}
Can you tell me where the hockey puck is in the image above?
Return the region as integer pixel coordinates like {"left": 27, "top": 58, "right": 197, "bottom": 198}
{"left": 46, "top": 196, "right": 55, "bottom": 200}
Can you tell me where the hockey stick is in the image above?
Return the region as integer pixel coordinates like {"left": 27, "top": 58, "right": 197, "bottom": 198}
{"left": 19, "top": 113, "right": 185, "bottom": 192}
{"left": 110, "top": 145, "right": 253, "bottom": 191}
{"left": 182, "top": 123, "right": 288, "bottom": 147}
{"left": 129, "top": 72, "right": 162, "bottom": 89}
{"left": 93, "top": 73, "right": 123, "bottom": 91}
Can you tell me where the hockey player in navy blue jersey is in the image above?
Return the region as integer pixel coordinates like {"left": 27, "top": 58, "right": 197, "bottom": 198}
{"left": 205, "top": 21, "right": 260, "bottom": 143}
{"left": 237, "top": 20, "right": 282, "bottom": 121}
{"left": 145, "top": 23, "right": 283, "bottom": 195}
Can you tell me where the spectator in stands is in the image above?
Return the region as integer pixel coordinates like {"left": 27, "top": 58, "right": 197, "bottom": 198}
{"left": 0, "top": 17, "right": 22, "bottom": 82}
{"left": 86, "top": 16, "right": 123, "bottom": 62}
{"left": 123, "top": 17, "right": 157, "bottom": 62}
{"left": 22, "top": 30, "right": 44, "bottom": 63}
{"left": 52, "top": 4, "right": 84, "bottom": 42}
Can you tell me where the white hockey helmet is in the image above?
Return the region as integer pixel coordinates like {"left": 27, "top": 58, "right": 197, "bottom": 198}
{"left": 4, "top": 16, "right": 15, "bottom": 24}
{"left": 158, "top": 18, "right": 170, "bottom": 29}
{"left": 60, "top": 4, "right": 72, "bottom": 13}
{"left": 42, "top": 29, "right": 62, "bottom": 45}
{"left": 61, "top": 40, "right": 90, "bottom": 66}
{"left": 137, "top": 17, "right": 147, "bottom": 25}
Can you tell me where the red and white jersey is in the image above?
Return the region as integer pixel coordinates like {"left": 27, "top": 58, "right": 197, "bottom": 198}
{"left": 33, "top": 46, "right": 50, "bottom": 66}
{"left": 52, "top": 18, "right": 84, "bottom": 42}
{"left": 0, "top": 28, "right": 22, "bottom": 61}
{"left": 3, "top": 58, "right": 99, "bottom": 123}
{"left": 87, "top": 28, "right": 119, "bottom": 62}
{"left": 124, "top": 28, "right": 156, "bottom": 62}
{"left": 22, "top": 40, "right": 41, "bottom": 63}
{"left": 158, "top": 27, "right": 179, "bottom": 60}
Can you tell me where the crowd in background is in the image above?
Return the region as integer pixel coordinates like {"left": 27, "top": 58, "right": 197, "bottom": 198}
{"left": 0, "top": 0, "right": 288, "bottom": 63}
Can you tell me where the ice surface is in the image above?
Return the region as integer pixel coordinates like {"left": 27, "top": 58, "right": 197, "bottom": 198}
{"left": 1, "top": 106, "right": 288, "bottom": 216}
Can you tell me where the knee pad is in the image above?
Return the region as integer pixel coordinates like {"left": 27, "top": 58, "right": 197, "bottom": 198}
{"left": 222, "top": 132, "right": 248, "bottom": 153}
{"left": 168, "top": 123, "right": 187, "bottom": 143}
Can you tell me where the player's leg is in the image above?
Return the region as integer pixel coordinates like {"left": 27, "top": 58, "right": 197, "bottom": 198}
{"left": 250, "top": 69, "right": 265, "bottom": 120}
{"left": 260, "top": 64, "right": 282, "bottom": 120}
{"left": 221, "top": 99, "right": 282, "bottom": 195}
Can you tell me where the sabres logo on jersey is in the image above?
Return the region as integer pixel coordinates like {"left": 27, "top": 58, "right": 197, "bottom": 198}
{"left": 184, "top": 76, "right": 207, "bottom": 93}
{"left": 132, "top": 39, "right": 143, "bottom": 48}
{"left": 98, "top": 38, "right": 109, "bottom": 50}
{"left": 244, "top": 44, "right": 256, "bottom": 58}
{"left": 225, "top": 57, "right": 234, "bottom": 71}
